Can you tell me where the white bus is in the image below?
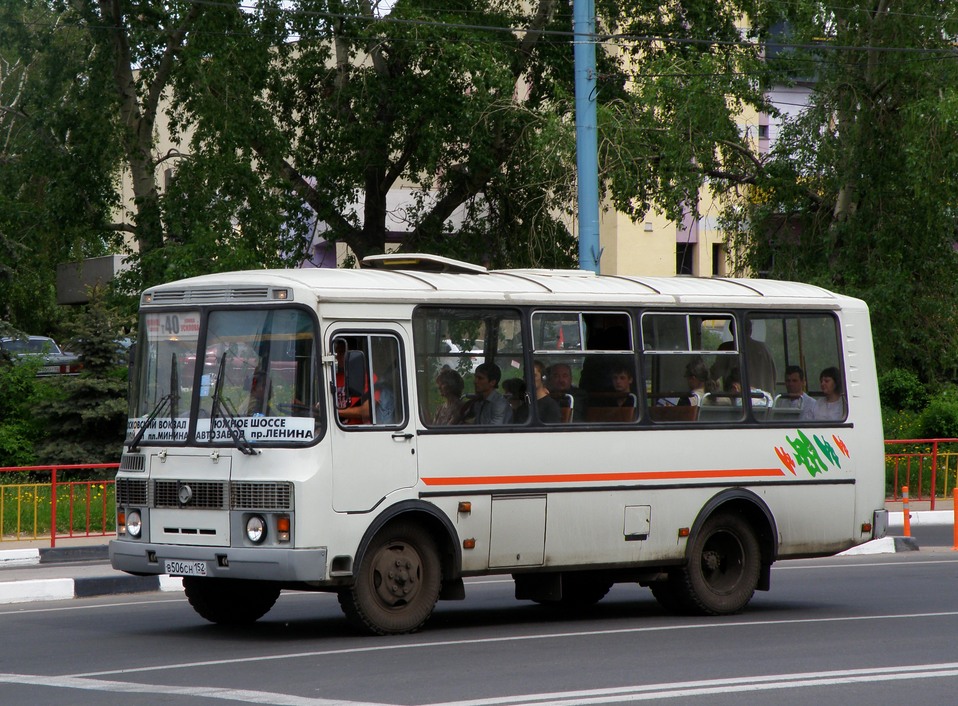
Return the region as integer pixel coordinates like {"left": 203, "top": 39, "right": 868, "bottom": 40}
{"left": 110, "top": 254, "right": 887, "bottom": 634}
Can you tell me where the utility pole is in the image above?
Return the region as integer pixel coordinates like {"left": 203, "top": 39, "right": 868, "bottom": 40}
{"left": 573, "top": 0, "right": 600, "bottom": 273}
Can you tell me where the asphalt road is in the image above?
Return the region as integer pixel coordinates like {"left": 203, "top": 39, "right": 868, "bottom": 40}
{"left": 1, "top": 549, "right": 958, "bottom": 706}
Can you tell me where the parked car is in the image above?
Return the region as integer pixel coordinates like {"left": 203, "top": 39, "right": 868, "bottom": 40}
{"left": 0, "top": 336, "right": 82, "bottom": 376}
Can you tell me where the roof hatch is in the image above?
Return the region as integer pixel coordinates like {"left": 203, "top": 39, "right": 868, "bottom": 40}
{"left": 360, "top": 253, "right": 488, "bottom": 274}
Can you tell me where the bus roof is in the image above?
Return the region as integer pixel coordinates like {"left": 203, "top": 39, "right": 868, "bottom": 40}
{"left": 142, "top": 254, "right": 855, "bottom": 310}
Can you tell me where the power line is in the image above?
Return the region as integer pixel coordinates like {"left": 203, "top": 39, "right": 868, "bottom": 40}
{"left": 8, "top": 0, "right": 958, "bottom": 61}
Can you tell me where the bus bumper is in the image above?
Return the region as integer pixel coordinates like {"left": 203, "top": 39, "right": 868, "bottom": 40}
{"left": 109, "top": 540, "right": 327, "bottom": 583}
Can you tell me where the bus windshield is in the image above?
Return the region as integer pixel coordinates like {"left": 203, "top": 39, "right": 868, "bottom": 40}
{"left": 127, "top": 308, "right": 322, "bottom": 447}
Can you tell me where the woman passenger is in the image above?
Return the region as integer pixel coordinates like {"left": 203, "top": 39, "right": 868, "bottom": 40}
{"left": 432, "top": 367, "right": 464, "bottom": 425}
{"left": 808, "top": 366, "right": 845, "bottom": 421}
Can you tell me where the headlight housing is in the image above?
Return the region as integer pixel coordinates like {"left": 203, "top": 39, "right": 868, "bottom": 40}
{"left": 127, "top": 510, "right": 142, "bottom": 538}
{"left": 246, "top": 515, "right": 266, "bottom": 543}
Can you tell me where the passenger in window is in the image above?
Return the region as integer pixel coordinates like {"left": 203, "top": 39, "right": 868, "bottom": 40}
{"left": 470, "top": 362, "right": 513, "bottom": 425}
{"left": 547, "top": 362, "right": 574, "bottom": 396}
{"left": 722, "top": 367, "right": 771, "bottom": 408}
{"left": 547, "top": 362, "right": 585, "bottom": 419}
{"left": 432, "top": 367, "right": 464, "bottom": 426}
{"left": 778, "top": 365, "right": 818, "bottom": 418}
{"left": 609, "top": 363, "right": 637, "bottom": 408}
{"left": 373, "top": 379, "right": 396, "bottom": 424}
{"left": 501, "top": 378, "right": 529, "bottom": 424}
{"left": 244, "top": 368, "right": 273, "bottom": 416}
{"left": 532, "top": 360, "right": 561, "bottom": 423}
{"left": 710, "top": 320, "right": 776, "bottom": 394}
{"left": 679, "top": 358, "right": 717, "bottom": 406}
{"left": 807, "top": 366, "right": 845, "bottom": 421}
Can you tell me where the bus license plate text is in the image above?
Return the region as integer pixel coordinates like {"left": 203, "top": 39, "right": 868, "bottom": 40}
{"left": 164, "top": 560, "right": 207, "bottom": 577}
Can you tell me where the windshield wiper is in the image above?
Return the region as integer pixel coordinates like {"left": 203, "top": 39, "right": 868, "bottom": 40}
{"left": 209, "top": 352, "right": 256, "bottom": 456}
{"left": 129, "top": 352, "right": 179, "bottom": 453}
{"left": 129, "top": 394, "right": 171, "bottom": 453}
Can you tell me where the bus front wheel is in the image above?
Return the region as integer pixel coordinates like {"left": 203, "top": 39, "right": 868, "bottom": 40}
{"left": 183, "top": 577, "right": 280, "bottom": 625}
{"left": 339, "top": 521, "right": 442, "bottom": 635}
{"left": 677, "top": 512, "right": 760, "bottom": 615}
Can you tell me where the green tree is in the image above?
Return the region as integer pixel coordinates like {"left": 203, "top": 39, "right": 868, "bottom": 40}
{"left": 34, "top": 289, "right": 130, "bottom": 465}
{"left": 722, "top": 2, "right": 958, "bottom": 383}
{"left": 0, "top": 2, "right": 121, "bottom": 334}
{"left": 172, "top": 0, "right": 780, "bottom": 268}
{"left": 4, "top": 1, "right": 786, "bottom": 286}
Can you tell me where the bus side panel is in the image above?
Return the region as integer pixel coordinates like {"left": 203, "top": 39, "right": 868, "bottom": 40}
{"left": 417, "top": 425, "right": 867, "bottom": 572}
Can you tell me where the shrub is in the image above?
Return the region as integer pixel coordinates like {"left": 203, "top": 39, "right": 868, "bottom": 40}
{"left": 0, "top": 356, "right": 48, "bottom": 466}
{"left": 919, "top": 393, "right": 958, "bottom": 439}
{"left": 878, "top": 368, "right": 928, "bottom": 412}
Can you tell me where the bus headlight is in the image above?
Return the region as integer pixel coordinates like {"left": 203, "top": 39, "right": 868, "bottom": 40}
{"left": 127, "top": 510, "right": 142, "bottom": 538}
{"left": 246, "top": 515, "right": 266, "bottom": 544}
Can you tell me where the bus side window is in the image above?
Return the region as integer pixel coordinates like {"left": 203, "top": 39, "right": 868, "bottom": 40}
{"left": 332, "top": 334, "right": 405, "bottom": 428}
{"left": 753, "top": 313, "right": 845, "bottom": 424}
{"left": 533, "top": 311, "right": 635, "bottom": 424}
{"left": 413, "top": 307, "right": 525, "bottom": 428}
{"left": 641, "top": 312, "right": 740, "bottom": 423}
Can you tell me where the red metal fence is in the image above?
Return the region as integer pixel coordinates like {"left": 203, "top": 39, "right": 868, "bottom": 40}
{"left": 0, "top": 463, "right": 118, "bottom": 547}
{"left": 884, "top": 438, "right": 958, "bottom": 510}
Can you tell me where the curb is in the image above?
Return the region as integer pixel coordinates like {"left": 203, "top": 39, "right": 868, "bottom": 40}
{"left": 0, "top": 544, "right": 183, "bottom": 605}
{"left": 0, "top": 573, "right": 183, "bottom": 605}
{"left": 0, "top": 544, "right": 109, "bottom": 568}
{"left": 838, "top": 535, "right": 919, "bottom": 556}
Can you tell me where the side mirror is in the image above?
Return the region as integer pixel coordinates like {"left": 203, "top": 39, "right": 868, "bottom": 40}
{"left": 344, "top": 349, "right": 367, "bottom": 397}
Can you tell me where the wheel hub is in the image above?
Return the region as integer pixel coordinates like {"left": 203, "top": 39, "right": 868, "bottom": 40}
{"left": 372, "top": 545, "right": 421, "bottom": 607}
{"left": 702, "top": 549, "right": 723, "bottom": 573}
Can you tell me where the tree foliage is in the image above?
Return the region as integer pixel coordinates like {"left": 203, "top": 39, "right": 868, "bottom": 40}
{"left": 33, "top": 289, "right": 130, "bottom": 465}
{"left": 0, "top": 2, "right": 120, "bottom": 333}
{"left": 3, "top": 0, "right": 785, "bottom": 295}
{"left": 722, "top": 1, "right": 958, "bottom": 383}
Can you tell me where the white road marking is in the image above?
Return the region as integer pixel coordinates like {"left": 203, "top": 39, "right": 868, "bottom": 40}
{"left": 0, "top": 672, "right": 388, "bottom": 706}
{"left": 70, "top": 609, "right": 958, "bottom": 680}
{"left": 425, "top": 662, "right": 958, "bottom": 704}
{"left": 6, "top": 662, "right": 958, "bottom": 705}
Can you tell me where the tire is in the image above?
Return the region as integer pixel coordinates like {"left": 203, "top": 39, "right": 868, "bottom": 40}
{"left": 649, "top": 579, "right": 688, "bottom": 615}
{"left": 675, "top": 512, "right": 761, "bottom": 615}
{"left": 537, "top": 573, "right": 612, "bottom": 608}
{"left": 338, "top": 521, "right": 442, "bottom": 635}
{"left": 182, "top": 577, "right": 280, "bottom": 625}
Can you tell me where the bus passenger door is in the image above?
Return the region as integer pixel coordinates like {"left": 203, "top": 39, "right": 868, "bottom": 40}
{"left": 329, "top": 329, "right": 418, "bottom": 512}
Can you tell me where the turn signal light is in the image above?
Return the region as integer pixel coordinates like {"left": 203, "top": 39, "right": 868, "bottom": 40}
{"left": 678, "top": 527, "right": 690, "bottom": 538}
{"left": 277, "top": 515, "right": 291, "bottom": 542}
{"left": 117, "top": 511, "right": 126, "bottom": 535}
{"left": 861, "top": 522, "right": 872, "bottom": 534}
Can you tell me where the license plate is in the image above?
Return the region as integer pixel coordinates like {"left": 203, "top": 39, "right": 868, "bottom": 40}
{"left": 164, "top": 559, "right": 208, "bottom": 577}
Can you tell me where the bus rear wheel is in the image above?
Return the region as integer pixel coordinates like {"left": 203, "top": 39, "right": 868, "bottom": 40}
{"left": 183, "top": 577, "right": 280, "bottom": 625}
{"left": 338, "top": 522, "right": 441, "bottom": 635}
{"left": 676, "top": 512, "right": 760, "bottom": 615}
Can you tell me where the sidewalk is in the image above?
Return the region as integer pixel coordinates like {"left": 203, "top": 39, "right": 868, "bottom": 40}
{"left": 0, "top": 536, "right": 182, "bottom": 605}
{"left": 0, "top": 499, "right": 950, "bottom": 606}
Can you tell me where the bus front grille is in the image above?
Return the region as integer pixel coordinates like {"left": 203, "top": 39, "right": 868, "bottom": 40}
{"left": 231, "top": 482, "right": 293, "bottom": 511}
{"left": 119, "top": 453, "right": 146, "bottom": 472}
{"left": 153, "top": 480, "right": 227, "bottom": 509}
{"left": 116, "top": 478, "right": 149, "bottom": 505}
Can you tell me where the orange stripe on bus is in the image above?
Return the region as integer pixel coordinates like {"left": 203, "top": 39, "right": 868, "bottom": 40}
{"left": 421, "top": 468, "right": 786, "bottom": 486}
